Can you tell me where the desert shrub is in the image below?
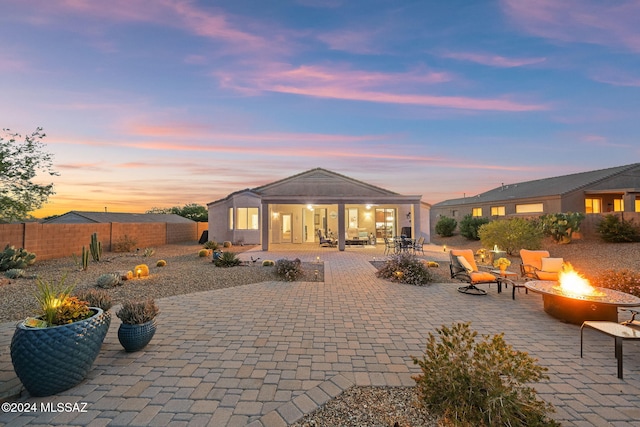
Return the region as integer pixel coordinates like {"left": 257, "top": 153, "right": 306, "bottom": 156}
{"left": 262, "top": 259, "right": 275, "bottom": 266}
{"left": 53, "top": 296, "right": 92, "bottom": 325}
{"left": 96, "top": 273, "right": 121, "bottom": 289}
{"left": 376, "top": 253, "right": 433, "bottom": 286}
{"left": 75, "top": 289, "right": 113, "bottom": 311}
{"left": 112, "top": 235, "right": 137, "bottom": 252}
{"left": 591, "top": 269, "right": 640, "bottom": 298}
{"left": 143, "top": 247, "right": 156, "bottom": 257}
{"left": 214, "top": 251, "right": 242, "bottom": 267}
{"left": 435, "top": 216, "right": 457, "bottom": 237}
{"left": 4, "top": 268, "right": 25, "bottom": 279}
{"left": 540, "top": 212, "right": 585, "bottom": 243}
{"left": 203, "top": 240, "right": 219, "bottom": 250}
{"left": 459, "top": 214, "right": 489, "bottom": 240}
{"left": 596, "top": 214, "right": 640, "bottom": 243}
{"left": 275, "top": 258, "right": 302, "bottom": 281}
{"left": 116, "top": 298, "right": 159, "bottom": 324}
{"left": 0, "top": 245, "right": 36, "bottom": 271}
{"left": 478, "top": 218, "right": 543, "bottom": 255}
{"left": 156, "top": 259, "right": 167, "bottom": 267}
{"left": 223, "top": 241, "right": 233, "bottom": 248}
{"left": 412, "top": 322, "right": 559, "bottom": 427}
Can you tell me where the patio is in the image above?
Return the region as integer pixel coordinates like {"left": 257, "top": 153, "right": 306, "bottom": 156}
{"left": 1, "top": 243, "right": 640, "bottom": 426}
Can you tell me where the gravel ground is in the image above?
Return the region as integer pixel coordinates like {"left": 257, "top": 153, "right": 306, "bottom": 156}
{"left": 3, "top": 237, "right": 640, "bottom": 426}
{"left": 0, "top": 243, "right": 323, "bottom": 323}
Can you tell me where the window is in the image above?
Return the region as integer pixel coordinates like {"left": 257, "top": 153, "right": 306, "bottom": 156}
{"left": 515, "top": 203, "right": 543, "bottom": 214}
{"left": 585, "top": 198, "right": 601, "bottom": 214}
{"left": 472, "top": 207, "right": 482, "bottom": 217}
{"left": 491, "top": 206, "right": 505, "bottom": 216}
{"left": 231, "top": 207, "right": 259, "bottom": 230}
{"left": 636, "top": 199, "right": 640, "bottom": 213}
{"left": 614, "top": 199, "right": 624, "bottom": 212}
{"left": 348, "top": 208, "right": 358, "bottom": 228}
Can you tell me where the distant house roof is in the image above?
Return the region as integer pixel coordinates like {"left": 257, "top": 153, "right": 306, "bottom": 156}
{"left": 434, "top": 163, "right": 640, "bottom": 207}
{"left": 43, "top": 211, "right": 194, "bottom": 224}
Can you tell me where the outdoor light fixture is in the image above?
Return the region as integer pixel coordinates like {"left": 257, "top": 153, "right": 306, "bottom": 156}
{"left": 136, "top": 269, "right": 142, "bottom": 278}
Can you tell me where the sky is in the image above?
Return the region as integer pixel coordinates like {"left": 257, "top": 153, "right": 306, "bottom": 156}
{"left": 1, "top": 0, "right": 639, "bottom": 218}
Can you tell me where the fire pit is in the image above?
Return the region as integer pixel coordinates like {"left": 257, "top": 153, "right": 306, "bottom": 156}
{"left": 525, "top": 265, "right": 640, "bottom": 325}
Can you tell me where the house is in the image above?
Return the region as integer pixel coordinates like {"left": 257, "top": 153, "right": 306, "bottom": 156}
{"left": 431, "top": 163, "right": 640, "bottom": 233}
{"left": 207, "top": 168, "right": 429, "bottom": 251}
{"left": 43, "top": 211, "right": 195, "bottom": 224}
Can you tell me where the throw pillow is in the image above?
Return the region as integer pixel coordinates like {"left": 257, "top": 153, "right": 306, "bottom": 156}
{"left": 541, "top": 257, "right": 564, "bottom": 272}
{"left": 457, "top": 255, "right": 475, "bottom": 273}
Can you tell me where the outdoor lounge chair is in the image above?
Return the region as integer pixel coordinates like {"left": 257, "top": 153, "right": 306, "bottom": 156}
{"left": 519, "top": 249, "right": 564, "bottom": 281}
{"left": 413, "top": 236, "right": 425, "bottom": 255}
{"left": 317, "top": 230, "right": 336, "bottom": 247}
{"left": 449, "top": 249, "right": 497, "bottom": 295}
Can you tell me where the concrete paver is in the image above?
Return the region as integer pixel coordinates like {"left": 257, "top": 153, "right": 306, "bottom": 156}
{"left": 1, "top": 243, "right": 640, "bottom": 426}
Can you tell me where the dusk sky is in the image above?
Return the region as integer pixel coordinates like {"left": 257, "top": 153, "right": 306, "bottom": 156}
{"left": 2, "top": 0, "right": 639, "bottom": 218}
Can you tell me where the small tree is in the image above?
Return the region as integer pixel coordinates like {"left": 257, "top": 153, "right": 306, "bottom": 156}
{"left": 0, "top": 127, "right": 58, "bottom": 222}
{"left": 478, "top": 217, "right": 543, "bottom": 255}
{"left": 459, "top": 214, "right": 490, "bottom": 240}
{"left": 146, "top": 203, "right": 208, "bottom": 222}
{"left": 435, "top": 216, "right": 457, "bottom": 237}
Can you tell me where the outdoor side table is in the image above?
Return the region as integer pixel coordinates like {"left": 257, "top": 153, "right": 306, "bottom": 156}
{"left": 490, "top": 270, "right": 517, "bottom": 294}
{"left": 581, "top": 321, "right": 640, "bottom": 379}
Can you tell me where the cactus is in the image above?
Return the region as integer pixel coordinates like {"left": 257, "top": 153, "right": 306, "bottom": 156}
{"left": 75, "top": 289, "right": 113, "bottom": 311}
{"left": 96, "top": 273, "right": 121, "bottom": 288}
{"left": 4, "top": 268, "right": 25, "bottom": 279}
{"left": 0, "top": 245, "right": 36, "bottom": 271}
{"left": 81, "top": 246, "right": 89, "bottom": 270}
{"left": 143, "top": 247, "right": 156, "bottom": 257}
{"left": 262, "top": 260, "right": 275, "bottom": 267}
{"left": 133, "top": 264, "right": 150, "bottom": 278}
{"left": 156, "top": 260, "right": 167, "bottom": 267}
{"left": 198, "top": 249, "right": 209, "bottom": 257}
{"left": 89, "top": 232, "right": 102, "bottom": 262}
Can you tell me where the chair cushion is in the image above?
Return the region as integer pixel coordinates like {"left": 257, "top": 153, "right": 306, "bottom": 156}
{"left": 536, "top": 271, "right": 559, "bottom": 281}
{"left": 457, "top": 256, "right": 475, "bottom": 273}
{"left": 470, "top": 271, "right": 496, "bottom": 283}
{"left": 520, "top": 249, "right": 550, "bottom": 271}
{"left": 541, "top": 257, "right": 564, "bottom": 273}
{"left": 451, "top": 249, "right": 478, "bottom": 272}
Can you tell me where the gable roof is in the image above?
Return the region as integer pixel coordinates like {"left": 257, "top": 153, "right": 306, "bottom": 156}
{"left": 208, "top": 168, "right": 422, "bottom": 206}
{"left": 254, "top": 168, "right": 400, "bottom": 198}
{"left": 434, "top": 163, "right": 640, "bottom": 207}
{"left": 44, "top": 211, "right": 194, "bottom": 224}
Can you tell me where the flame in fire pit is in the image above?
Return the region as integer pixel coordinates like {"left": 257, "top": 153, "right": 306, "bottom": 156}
{"left": 554, "top": 263, "right": 605, "bottom": 297}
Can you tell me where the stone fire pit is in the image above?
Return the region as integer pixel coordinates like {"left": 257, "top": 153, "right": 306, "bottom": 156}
{"left": 525, "top": 280, "right": 640, "bottom": 325}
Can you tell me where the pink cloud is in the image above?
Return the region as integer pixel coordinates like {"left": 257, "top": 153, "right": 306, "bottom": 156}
{"left": 218, "top": 64, "right": 546, "bottom": 112}
{"left": 502, "top": 0, "right": 640, "bottom": 52}
{"left": 441, "top": 51, "right": 546, "bottom": 68}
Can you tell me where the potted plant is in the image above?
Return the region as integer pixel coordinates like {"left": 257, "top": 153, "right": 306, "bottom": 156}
{"left": 10, "top": 275, "right": 111, "bottom": 397}
{"left": 116, "top": 298, "right": 159, "bottom": 352}
{"left": 494, "top": 257, "right": 511, "bottom": 274}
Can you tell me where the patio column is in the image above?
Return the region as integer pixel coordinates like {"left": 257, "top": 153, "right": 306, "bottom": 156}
{"left": 337, "top": 203, "right": 345, "bottom": 251}
{"left": 412, "top": 202, "right": 421, "bottom": 239}
{"left": 623, "top": 192, "right": 635, "bottom": 212}
{"left": 261, "top": 201, "right": 269, "bottom": 251}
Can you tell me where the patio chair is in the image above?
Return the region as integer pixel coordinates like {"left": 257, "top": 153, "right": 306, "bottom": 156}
{"left": 383, "top": 237, "right": 395, "bottom": 255}
{"left": 413, "top": 236, "right": 425, "bottom": 255}
{"left": 317, "top": 230, "right": 336, "bottom": 247}
{"left": 519, "top": 249, "right": 564, "bottom": 281}
{"left": 449, "top": 249, "right": 497, "bottom": 295}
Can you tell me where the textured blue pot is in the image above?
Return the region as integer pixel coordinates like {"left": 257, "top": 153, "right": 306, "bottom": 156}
{"left": 10, "top": 308, "right": 110, "bottom": 397}
{"left": 117, "top": 319, "right": 156, "bottom": 352}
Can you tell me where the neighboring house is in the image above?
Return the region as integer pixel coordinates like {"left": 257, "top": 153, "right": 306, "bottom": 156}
{"left": 207, "top": 168, "right": 429, "bottom": 251}
{"left": 431, "top": 163, "right": 640, "bottom": 232}
{"left": 43, "top": 211, "right": 195, "bottom": 224}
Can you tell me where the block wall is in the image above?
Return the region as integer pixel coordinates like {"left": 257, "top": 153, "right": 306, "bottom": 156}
{"left": 0, "top": 222, "right": 206, "bottom": 261}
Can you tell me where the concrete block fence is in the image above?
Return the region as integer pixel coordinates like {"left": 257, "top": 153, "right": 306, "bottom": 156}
{"left": 0, "top": 222, "right": 208, "bottom": 261}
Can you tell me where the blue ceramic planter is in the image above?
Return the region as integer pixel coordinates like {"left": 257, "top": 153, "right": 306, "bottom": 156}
{"left": 10, "top": 308, "right": 110, "bottom": 397}
{"left": 117, "top": 319, "right": 156, "bottom": 352}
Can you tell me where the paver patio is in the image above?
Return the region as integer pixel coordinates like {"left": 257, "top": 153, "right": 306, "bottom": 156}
{"left": 1, "top": 243, "right": 640, "bottom": 426}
